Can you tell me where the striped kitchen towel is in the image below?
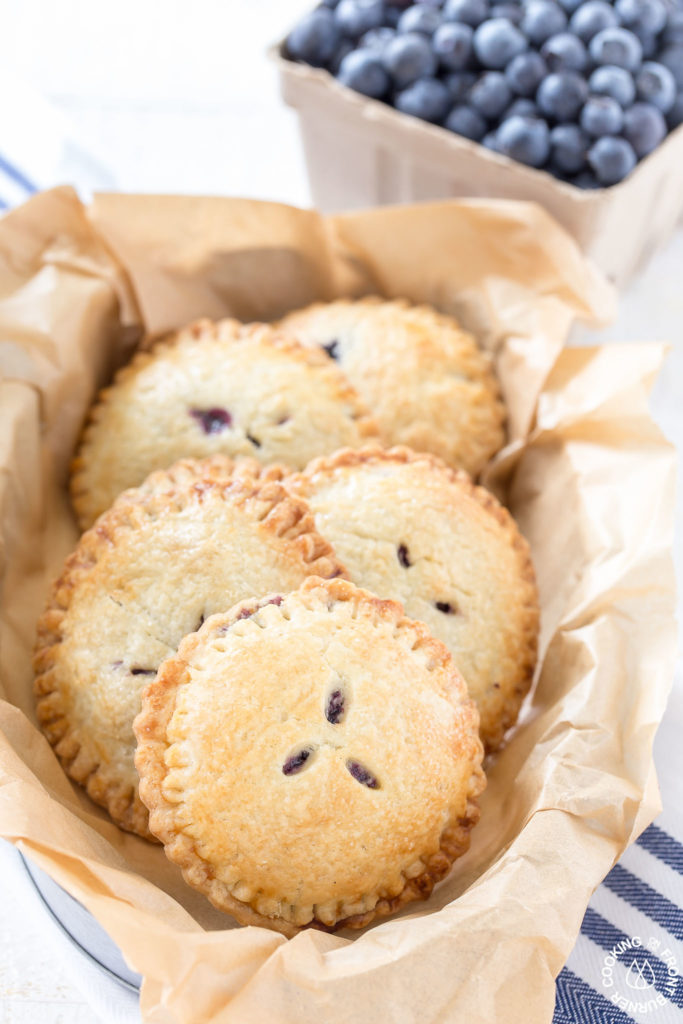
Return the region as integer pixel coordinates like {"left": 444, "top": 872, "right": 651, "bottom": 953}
{"left": 0, "top": 153, "right": 37, "bottom": 211}
{"left": 555, "top": 670, "right": 683, "bottom": 1024}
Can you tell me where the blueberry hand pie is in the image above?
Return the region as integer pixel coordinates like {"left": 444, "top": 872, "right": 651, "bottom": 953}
{"left": 134, "top": 577, "right": 485, "bottom": 934}
{"left": 70, "top": 318, "right": 377, "bottom": 529}
{"left": 287, "top": 446, "right": 539, "bottom": 751}
{"left": 35, "top": 465, "right": 345, "bottom": 838}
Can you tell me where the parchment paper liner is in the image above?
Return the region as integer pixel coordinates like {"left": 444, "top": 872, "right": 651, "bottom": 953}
{"left": 0, "top": 188, "right": 676, "bottom": 1024}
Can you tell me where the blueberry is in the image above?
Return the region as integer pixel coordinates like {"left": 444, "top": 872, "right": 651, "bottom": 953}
{"left": 587, "top": 136, "right": 637, "bottom": 183}
{"left": 384, "top": 32, "right": 438, "bottom": 86}
{"left": 556, "top": 0, "right": 583, "bottom": 12}
{"left": 660, "top": 46, "right": 683, "bottom": 90}
{"left": 506, "top": 51, "right": 548, "bottom": 95}
{"left": 329, "top": 39, "right": 356, "bottom": 72}
{"left": 637, "top": 33, "right": 658, "bottom": 60}
{"left": 444, "top": 70, "right": 477, "bottom": 100}
{"left": 589, "top": 28, "right": 643, "bottom": 71}
{"left": 663, "top": 9, "right": 683, "bottom": 47}
{"left": 443, "top": 0, "right": 490, "bottom": 26}
{"left": 474, "top": 18, "right": 527, "bottom": 68}
{"left": 286, "top": 9, "right": 341, "bottom": 65}
{"left": 470, "top": 71, "right": 512, "bottom": 117}
{"left": 360, "top": 26, "right": 397, "bottom": 51}
{"left": 550, "top": 123, "right": 588, "bottom": 171}
{"left": 398, "top": 4, "right": 443, "bottom": 35}
{"left": 569, "top": 1, "right": 619, "bottom": 42}
{"left": 445, "top": 103, "right": 488, "bottom": 139}
{"left": 491, "top": 2, "right": 524, "bottom": 24}
{"left": 483, "top": 129, "right": 504, "bottom": 149}
{"left": 615, "top": 0, "right": 667, "bottom": 37}
{"left": 636, "top": 61, "right": 677, "bottom": 113}
{"left": 588, "top": 65, "right": 636, "bottom": 106}
{"left": 432, "top": 22, "right": 474, "bottom": 69}
{"left": 497, "top": 114, "right": 551, "bottom": 165}
{"left": 338, "top": 49, "right": 391, "bottom": 96}
{"left": 505, "top": 96, "right": 541, "bottom": 117}
{"left": 320, "top": 0, "right": 341, "bottom": 6}
{"left": 334, "top": 0, "right": 385, "bottom": 38}
{"left": 580, "top": 95, "right": 624, "bottom": 135}
{"left": 571, "top": 170, "right": 602, "bottom": 188}
{"left": 623, "top": 101, "right": 668, "bottom": 154}
{"left": 537, "top": 71, "right": 588, "bottom": 120}
{"left": 384, "top": 5, "right": 404, "bottom": 27}
{"left": 668, "top": 92, "right": 683, "bottom": 129}
{"left": 520, "top": 1, "right": 567, "bottom": 45}
{"left": 396, "top": 76, "right": 452, "bottom": 120}
{"left": 540, "top": 32, "right": 588, "bottom": 71}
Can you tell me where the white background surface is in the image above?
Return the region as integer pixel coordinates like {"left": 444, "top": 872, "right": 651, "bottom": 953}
{"left": 1, "top": 1, "right": 682, "bottom": 1021}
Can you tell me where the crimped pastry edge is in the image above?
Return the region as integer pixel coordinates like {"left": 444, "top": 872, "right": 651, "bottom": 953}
{"left": 70, "top": 317, "right": 378, "bottom": 531}
{"left": 34, "top": 469, "right": 347, "bottom": 840}
{"left": 134, "top": 576, "right": 486, "bottom": 936}
{"left": 287, "top": 444, "right": 540, "bottom": 753}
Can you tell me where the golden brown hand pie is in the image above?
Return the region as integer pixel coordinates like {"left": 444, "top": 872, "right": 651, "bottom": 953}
{"left": 134, "top": 577, "right": 485, "bottom": 935}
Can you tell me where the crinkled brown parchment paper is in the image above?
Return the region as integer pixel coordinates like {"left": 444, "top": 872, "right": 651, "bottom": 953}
{"left": 0, "top": 188, "right": 676, "bottom": 1024}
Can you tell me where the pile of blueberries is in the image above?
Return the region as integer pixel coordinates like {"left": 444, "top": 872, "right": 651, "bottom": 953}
{"left": 285, "top": 0, "right": 683, "bottom": 187}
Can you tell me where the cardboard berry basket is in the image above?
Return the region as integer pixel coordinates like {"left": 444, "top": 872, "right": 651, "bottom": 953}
{"left": 0, "top": 187, "right": 677, "bottom": 1024}
{"left": 275, "top": 47, "right": 683, "bottom": 287}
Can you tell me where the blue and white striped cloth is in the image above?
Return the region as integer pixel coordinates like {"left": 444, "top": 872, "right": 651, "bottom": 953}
{"left": 0, "top": 153, "right": 37, "bottom": 211}
{"left": 555, "top": 671, "right": 683, "bottom": 1023}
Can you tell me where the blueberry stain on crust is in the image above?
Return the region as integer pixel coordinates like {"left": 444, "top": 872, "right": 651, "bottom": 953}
{"left": 325, "top": 689, "right": 345, "bottom": 724}
{"left": 346, "top": 760, "right": 379, "bottom": 789}
{"left": 282, "top": 747, "right": 313, "bottom": 776}
{"left": 189, "top": 407, "right": 233, "bottom": 434}
{"left": 322, "top": 340, "right": 340, "bottom": 361}
{"left": 397, "top": 543, "right": 412, "bottom": 568}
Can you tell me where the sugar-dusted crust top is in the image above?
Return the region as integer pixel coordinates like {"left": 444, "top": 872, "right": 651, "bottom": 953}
{"left": 70, "top": 318, "right": 378, "bottom": 529}
{"left": 287, "top": 445, "right": 539, "bottom": 752}
{"left": 134, "top": 577, "right": 485, "bottom": 934}
{"left": 35, "top": 465, "right": 346, "bottom": 839}
{"left": 278, "top": 297, "right": 506, "bottom": 478}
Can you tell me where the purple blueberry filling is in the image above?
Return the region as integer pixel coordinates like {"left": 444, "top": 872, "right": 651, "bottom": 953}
{"left": 246, "top": 431, "right": 261, "bottom": 448}
{"left": 397, "top": 544, "right": 411, "bottom": 568}
{"left": 325, "top": 689, "right": 345, "bottom": 724}
{"left": 130, "top": 667, "right": 156, "bottom": 676}
{"left": 236, "top": 595, "right": 283, "bottom": 621}
{"left": 435, "top": 601, "right": 457, "bottom": 614}
{"left": 346, "top": 760, "right": 379, "bottom": 788}
{"left": 189, "top": 407, "right": 232, "bottom": 434}
{"left": 322, "top": 340, "right": 340, "bottom": 361}
{"left": 282, "top": 747, "right": 312, "bottom": 775}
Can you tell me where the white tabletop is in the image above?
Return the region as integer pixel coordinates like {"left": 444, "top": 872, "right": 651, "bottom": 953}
{"left": 1, "top": 1, "right": 682, "bottom": 1020}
